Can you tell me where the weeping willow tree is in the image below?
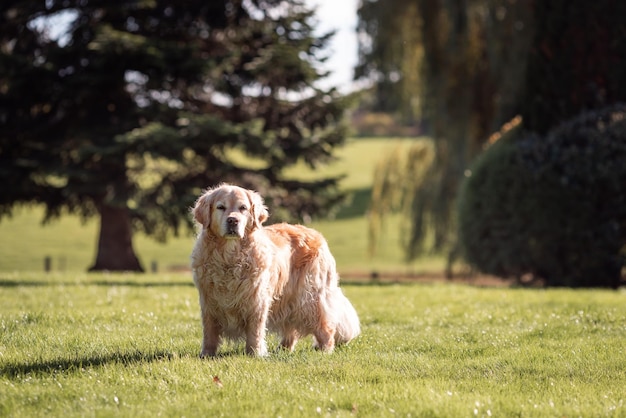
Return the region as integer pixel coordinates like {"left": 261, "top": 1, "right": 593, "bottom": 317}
{"left": 368, "top": 139, "right": 435, "bottom": 259}
{"left": 359, "top": 0, "right": 534, "bottom": 263}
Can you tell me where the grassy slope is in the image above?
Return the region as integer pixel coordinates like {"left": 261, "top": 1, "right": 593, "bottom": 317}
{"left": 0, "top": 138, "right": 428, "bottom": 274}
{"left": 1, "top": 273, "right": 625, "bottom": 417}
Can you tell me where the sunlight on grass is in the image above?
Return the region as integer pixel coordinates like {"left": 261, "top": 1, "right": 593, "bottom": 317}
{"left": 284, "top": 137, "right": 420, "bottom": 190}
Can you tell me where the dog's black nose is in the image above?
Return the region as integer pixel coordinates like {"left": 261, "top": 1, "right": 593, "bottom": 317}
{"left": 227, "top": 217, "right": 238, "bottom": 226}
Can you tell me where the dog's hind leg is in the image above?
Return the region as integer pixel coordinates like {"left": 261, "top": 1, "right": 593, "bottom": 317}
{"left": 279, "top": 329, "right": 300, "bottom": 352}
{"left": 312, "top": 325, "right": 336, "bottom": 353}
{"left": 312, "top": 302, "right": 336, "bottom": 353}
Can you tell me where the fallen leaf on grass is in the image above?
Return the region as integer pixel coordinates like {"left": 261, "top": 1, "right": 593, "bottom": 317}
{"left": 212, "top": 375, "right": 223, "bottom": 388}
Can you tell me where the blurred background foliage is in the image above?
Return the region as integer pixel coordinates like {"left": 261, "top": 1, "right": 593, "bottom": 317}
{"left": 357, "top": 0, "right": 626, "bottom": 286}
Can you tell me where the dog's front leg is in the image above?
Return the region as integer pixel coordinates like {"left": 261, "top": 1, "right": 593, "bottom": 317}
{"left": 200, "top": 316, "right": 221, "bottom": 358}
{"left": 198, "top": 291, "right": 221, "bottom": 358}
{"left": 245, "top": 303, "right": 269, "bottom": 357}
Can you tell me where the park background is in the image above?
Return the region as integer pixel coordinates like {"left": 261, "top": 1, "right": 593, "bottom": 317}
{"left": 2, "top": 1, "right": 624, "bottom": 286}
{"left": 1, "top": 2, "right": 625, "bottom": 416}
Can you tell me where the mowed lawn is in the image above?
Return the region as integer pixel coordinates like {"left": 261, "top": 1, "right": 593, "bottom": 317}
{"left": 0, "top": 137, "right": 425, "bottom": 275}
{"left": 1, "top": 273, "right": 625, "bottom": 417}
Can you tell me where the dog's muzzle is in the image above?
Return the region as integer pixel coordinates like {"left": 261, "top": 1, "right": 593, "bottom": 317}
{"left": 225, "top": 216, "right": 241, "bottom": 238}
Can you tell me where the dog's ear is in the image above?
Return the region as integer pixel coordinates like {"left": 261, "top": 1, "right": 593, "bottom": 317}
{"left": 246, "top": 189, "right": 269, "bottom": 229}
{"left": 192, "top": 188, "right": 216, "bottom": 228}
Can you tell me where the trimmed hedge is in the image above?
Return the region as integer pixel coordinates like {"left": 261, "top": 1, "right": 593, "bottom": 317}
{"left": 458, "top": 105, "right": 626, "bottom": 287}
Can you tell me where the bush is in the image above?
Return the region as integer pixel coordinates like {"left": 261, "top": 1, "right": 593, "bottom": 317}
{"left": 458, "top": 105, "right": 626, "bottom": 288}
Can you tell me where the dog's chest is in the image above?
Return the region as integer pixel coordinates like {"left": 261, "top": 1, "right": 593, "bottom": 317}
{"left": 202, "top": 258, "right": 256, "bottom": 289}
{"left": 201, "top": 256, "right": 266, "bottom": 303}
{"left": 200, "top": 261, "right": 271, "bottom": 335}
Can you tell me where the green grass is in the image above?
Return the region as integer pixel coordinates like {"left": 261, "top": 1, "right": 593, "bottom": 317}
{"left": 1, "top": 272, "right": 625, "bottom": 417}
{"left": 0, "top": 137, "right": 427, "bottom": 274}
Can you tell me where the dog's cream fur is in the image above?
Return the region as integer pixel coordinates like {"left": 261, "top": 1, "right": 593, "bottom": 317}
{"left": 190, "top": 184, "right": 360, "bottom": 357}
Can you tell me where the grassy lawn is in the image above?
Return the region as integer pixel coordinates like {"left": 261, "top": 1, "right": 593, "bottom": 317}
{"left": 2, "top": 138, "right": 625, "bottom": 417}
{"left": 1, "top": 272, "right": 625, "bottom": 417}
{"left": 0, "top": 137, "right": 426, "bottom": 274}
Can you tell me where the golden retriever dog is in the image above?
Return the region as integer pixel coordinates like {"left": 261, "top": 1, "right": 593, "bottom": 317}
{"left": 190, "top": 183, "right": 360, "bottom": 357}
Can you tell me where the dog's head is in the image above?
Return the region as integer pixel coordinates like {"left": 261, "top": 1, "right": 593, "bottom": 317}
{"left": 192, "top": 184, "right": 269, "bottom": 239}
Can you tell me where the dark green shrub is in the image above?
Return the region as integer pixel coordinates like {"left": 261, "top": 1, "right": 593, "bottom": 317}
{"left": 457, "top": 128, "right": 537, "bottom": 280}
{"left": 458, "top": 105, "right": 626, "bottom": 288}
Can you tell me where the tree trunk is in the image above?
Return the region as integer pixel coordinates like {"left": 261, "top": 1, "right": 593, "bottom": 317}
{"left": 89, "top": 203, "right": 144, "bottom": 272}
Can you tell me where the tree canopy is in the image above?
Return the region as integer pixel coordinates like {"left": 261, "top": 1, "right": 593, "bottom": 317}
{"left": 0, "top": 0, "right": 349, "bottom": 271}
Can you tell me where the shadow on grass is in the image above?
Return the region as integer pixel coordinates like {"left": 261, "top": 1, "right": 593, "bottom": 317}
{"left": 340, "top": 279, "right": 417, "bottom": 287}
{"left": 0, "top": 350, "right": 181, "bottom": 378}
{"left": 0, "top": 280, "right": 193, "bottom": 288}
{"left": 0, "top": 347, "right": 333, "bottom": 378}
{"left": 92, "top": 280, "right": 194, "bottom": 288}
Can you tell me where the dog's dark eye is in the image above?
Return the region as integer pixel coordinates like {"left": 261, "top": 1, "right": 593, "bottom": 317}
{"left": 216, "top": 204, "right": 226, "bottom": 211}
{"left": 239, "top": 205, "right": 248, "bottom": 212}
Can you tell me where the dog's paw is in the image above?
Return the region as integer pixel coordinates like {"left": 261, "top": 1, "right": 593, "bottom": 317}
{"left": 312, "top": 335, "right": 335, "bottom": 353}
{"left": 246, "top": 341, "right": 268, "bottom": 357}
{"left": 199, "top": 349, "right": 217, "bottom": 359}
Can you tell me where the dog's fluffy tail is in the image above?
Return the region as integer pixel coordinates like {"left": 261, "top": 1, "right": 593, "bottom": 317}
{"left": 332, "top": 288, "right": 361, "bottom": 345}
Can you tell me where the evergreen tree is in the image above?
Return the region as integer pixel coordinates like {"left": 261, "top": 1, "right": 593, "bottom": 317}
{"left": 0, "top": 0, "right": 348, "bottom": 272}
